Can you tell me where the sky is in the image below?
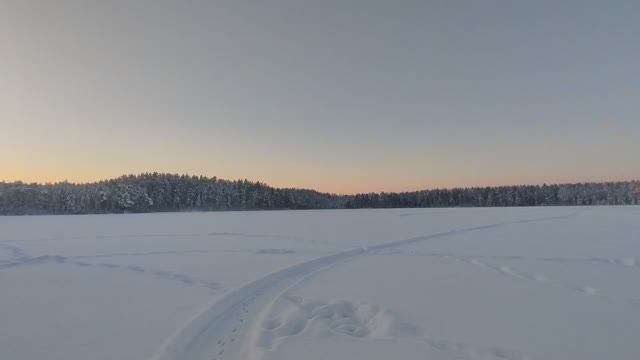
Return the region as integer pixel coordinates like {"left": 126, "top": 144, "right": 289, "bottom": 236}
{"left": 1, "top": 1, "right": 639, "bottom": 194}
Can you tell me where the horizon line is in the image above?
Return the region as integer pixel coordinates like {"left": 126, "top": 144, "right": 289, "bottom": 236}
{"left": 1, "top": 173, "right": 638, "bottom": 196}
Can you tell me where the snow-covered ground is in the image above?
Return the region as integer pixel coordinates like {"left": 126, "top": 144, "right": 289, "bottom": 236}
{"left": 1, "top": 207, "right": 639, "bottom": 360}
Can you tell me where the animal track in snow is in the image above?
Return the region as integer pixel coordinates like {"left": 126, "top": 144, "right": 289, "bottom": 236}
{"left": 381, "top": 250, "right": 640, "bottom": 271}
{"left": 453, "top": 257, "right": 640, "bottom": 309}
{"left": 378, "top": 250, "right": 640, "bottom": 306}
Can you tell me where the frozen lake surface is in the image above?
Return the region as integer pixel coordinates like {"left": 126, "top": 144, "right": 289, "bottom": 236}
{"left": 1, "top": 207, "right": 639, "bottom": 360}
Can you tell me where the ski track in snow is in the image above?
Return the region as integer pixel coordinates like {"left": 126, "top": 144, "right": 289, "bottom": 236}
{"left": 0, "top": 243, "right": 28, "bottom": 261}
{"left": 0, "top": 231, "right": 309, "bottom": 244}
{"left": 70, "top": 248, "right": 331, "bottom": 259}
{"left": 150, "top": 212, "right": 579, "bottom": 360}
{"left": 0, "top": 247, "right": 222, "bottom": 291}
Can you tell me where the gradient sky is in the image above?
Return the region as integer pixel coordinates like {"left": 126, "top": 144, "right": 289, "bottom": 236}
{"left": 2, "top": 1, "right": 639, "bottom": 194}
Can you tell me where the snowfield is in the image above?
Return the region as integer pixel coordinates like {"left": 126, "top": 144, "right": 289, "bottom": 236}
{"left": 1, "top": 207, "right": 639, "bottom": 360}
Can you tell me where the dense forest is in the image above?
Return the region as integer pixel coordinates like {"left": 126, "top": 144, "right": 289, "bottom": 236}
{"left": 1, "top": 173, "right": 639, "bottom": 215}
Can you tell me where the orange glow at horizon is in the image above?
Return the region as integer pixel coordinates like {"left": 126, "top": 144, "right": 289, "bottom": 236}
{"left": 2, "top": 165, "right": 636, "bottom": 196}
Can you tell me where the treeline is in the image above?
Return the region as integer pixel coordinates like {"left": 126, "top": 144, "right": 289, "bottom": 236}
{"left": 0, "top": 173, "right": 639, "bottom": 215}
{"left": 346, "top": 182, "right": 640, "bottom": 208}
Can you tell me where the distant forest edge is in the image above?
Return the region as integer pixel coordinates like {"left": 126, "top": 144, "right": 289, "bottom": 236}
{"left": 1, "top": 173, "right": 639, "bottom": 215}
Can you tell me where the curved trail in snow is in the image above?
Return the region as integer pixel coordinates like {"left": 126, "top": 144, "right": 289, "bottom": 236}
{"left": 150, "top": 212, "right": 578, "bottom": 360}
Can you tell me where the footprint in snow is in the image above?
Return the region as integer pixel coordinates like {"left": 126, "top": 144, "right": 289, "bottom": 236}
{"left": 253, "top": 296, "right": 529, "bottom": 360}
